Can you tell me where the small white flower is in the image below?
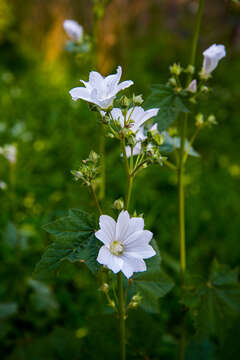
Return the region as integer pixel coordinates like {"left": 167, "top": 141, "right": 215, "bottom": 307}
{"left": 69, "top": 66, "right": 133, "bottom": 110}
{"left": 125, "top": 123, "right": 158, "bottom": 158}
{"left": 0, "top": 144, "right": 17, "bottom": 164}
{"left": 202, "top": 44, "right": 226, "bottom": 76}
{"left": 109, "top": 106, "right": 159, "bottom": 132}
{"left": 63, "top": 20, "right": 83, "bottom": 42}
{"left": 187, "top": 79, "right": 197, "bottom": 93}
{"left": 96, "top": 211, "right": 156, "bottom": 278}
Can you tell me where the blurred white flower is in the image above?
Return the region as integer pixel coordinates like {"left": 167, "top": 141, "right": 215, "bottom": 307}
{"left": 0, "top": 181, "right": 7, "bottom": 190}
{"left": 96, "top": 210, "right": 156, "bottom": 278}
{"left": 202, "top": 44, "right": 226, "bottom": 76}
{"left": 63, "top": 20, "right": 83, "bottom": 42}
{"left": 69, "top": 66, "right": 133, "bottom": 110}
{"left": 187, "top": 79, "right": 197, "bottom": 93}
{"left": 125, "top": 127, "right": 146, "bottom": 157}
{"left": 0, "top": 144, "right": 17, "bottom": 164}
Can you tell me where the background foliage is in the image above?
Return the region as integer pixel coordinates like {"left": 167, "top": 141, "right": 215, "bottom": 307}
{"left": 0, "top": 0, "right": 240, "bottom": 359}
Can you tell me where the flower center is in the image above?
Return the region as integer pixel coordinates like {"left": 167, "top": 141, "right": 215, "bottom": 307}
{"left": 109, "top": 240, "right": 124, "bottom": 256}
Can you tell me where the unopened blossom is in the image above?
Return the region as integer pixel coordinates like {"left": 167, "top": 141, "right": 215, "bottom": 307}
{"left": 187, "top": 79, "right": 197, "bottom": 93}
{"left": 69, "top": 66, "right": 133, "bottom": 110}
{"left": 0, "top": 144, "right": 17, "bottom": 164}
{"left": 108, "top": 106, "right": 159, "bottom": 133}
{"left": 63, "top": 20, "right": 83, "bottom": 42}
{"left": 0, "top": 181, "right": 7, "bottom": 190}
{"left": 96, "top": 210, "right": 156, "bottom": 278}
{"left": 202, "top": 44, "right": 226, "bottom": 77}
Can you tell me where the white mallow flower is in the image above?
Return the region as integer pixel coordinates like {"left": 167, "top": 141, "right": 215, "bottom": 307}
{"left": 69, "top": 66, "right": 133, "bottom": 110}
{"left": 0, "top": 144, "right": 17, "bottom": 164}
{"left": 63, "top": 20, "right": 83, "bottom": 42}
{"left": 202, "top": 44, "right": 226, "bottom": 76}
{"left": 96, "top": 211, "right": 156, "bottom": 278}
{"left": 108, "top": 106, "right": 159, "bottom": 132}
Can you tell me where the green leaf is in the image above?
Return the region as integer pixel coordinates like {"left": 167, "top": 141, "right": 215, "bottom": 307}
{"left": 145, "top": 84, "right": 189, "bottom": 131}
{"left": 28, "top": 279, "right": 59, "bottom": 313}
{"left": 182, "top": 260, "right": 240, "bottom": 341}
{"left": 132, "top": 241, "right": 174, "bottom": 313}
{"left": 35, "top": 209, "right": 100, "bottom": 278}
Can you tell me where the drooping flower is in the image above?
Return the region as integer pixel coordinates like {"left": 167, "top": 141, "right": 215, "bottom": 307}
{"left": 96, "top": 211, "right": 156, "bottom": 278}
{"left": 63, "top": 20, "right": 83, "bottom": 42}
{"left": 202, "top": 44, "right": 226, "bottom": 77}
{"left": 108, "top": 106, "right": 159, "bottom": 133}
{"left": 0, "top": 144, "right": 17, "bottom": 164}
{"left": 69, "top": 66, "right": 133, "bottom": 110}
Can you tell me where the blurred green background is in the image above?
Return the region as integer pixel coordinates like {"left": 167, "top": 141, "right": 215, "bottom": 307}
{"left": 0, "top": 0, "right": 240, "bottom": 359}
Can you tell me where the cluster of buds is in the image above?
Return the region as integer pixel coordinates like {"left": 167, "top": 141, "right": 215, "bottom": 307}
{"left": 195, "top": 113, "right": 217, "bottom": 128}
{"left": 128, "top": 293, "right": 142, "bottom": 309}
{"left": 71, "top": 151, "right": 100, "bottom": 186}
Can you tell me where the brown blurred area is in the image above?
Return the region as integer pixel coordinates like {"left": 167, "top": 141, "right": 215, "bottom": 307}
{"left": 2, "top": 0, "right": 240, "bottom": 73}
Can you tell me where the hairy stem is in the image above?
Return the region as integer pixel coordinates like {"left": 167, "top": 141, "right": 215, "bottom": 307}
{"left": 99, "top": 122, "right": 105, "bottom": 200}
{"left": 90, "top": 182, "right": 102, "bottom": 215}
{"left": 118, "top": 272, "right": 126, "bottom": 360}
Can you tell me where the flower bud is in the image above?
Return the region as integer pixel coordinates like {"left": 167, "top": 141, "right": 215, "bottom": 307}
{"left": 169, "top": 63, "right": 182, "bottom": 76}
{"left": 133, "top": 94, "right": 144, "bottom": 106}
{"left": 119, "top": 95, "right": 130, "bottom": 108}
{"left": 128, "top": 293, "right": 142, "bottom": 309}
{"left": 195, "top": 113, "right": 204, "bottom": 127}
{"left": 187, "top": 79, "right": 197, "bottom": 93}
{"left": 89, "top": 150, "right": 99, "bottom": 163}
{"left": 185, "top": 65, "right": 195, "bottom": 75}
{"left": 200, "top": 85, "right": 209, "bottom": 93}
{"left": 169, "top": 77, "right": 177, "bottom": 87}
{"left": 207, "top": 114, "right": 217, "bottom": 126}
{"left": 100, "top": 283, "right": 109, "bottom": 293}
{"left": 201, "top": 44, "right": 226, "bottom": 78}
{"left": 113, "top": 198, "right": 124, "bottom": 211}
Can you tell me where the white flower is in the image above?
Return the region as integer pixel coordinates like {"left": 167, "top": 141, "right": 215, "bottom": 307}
{"left": 187, "top": 79, "right": 197, "bottom": 93}
{"left": 202, "top": 44, "right": 226, "bottom": 76}
{"left": 0, "top": 144, "right": 17, "bottom": 164}
{"left": 96, "top": 211, "right": 156, "bottom": 278}
{"left": 63, "top": 20, "right": 83, "bottom": 42}
{"left": 109, "top": 106, "right": 159, "bottom": 132}
{"left": 125, "top": 127, "right": 146, "bottom": 157}
{"left": 69, "top": 66, "right": 133, "bottom": 110}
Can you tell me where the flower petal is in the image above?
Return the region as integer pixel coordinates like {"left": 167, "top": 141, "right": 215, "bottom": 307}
{"left": 125, "top": 244, "right": 156, "bottom": 259}
{"left": 111, "top": 108, "right": 125, "bottom": 127}
{"left": 69, "top": 87, "right": 91, "bottom": 102}
{"left": 124, "top": 230, "right": 153, "bottom": 246}
{"left": 89, "top": 71, "right": 104, "bottom": 87}
{"left": 99, "top": 215, "right": 116, "bottom": 242}
{"left": 121, "top": 255, "right": 146, "bottom": 278}
{"left": 131, "top": 108, "right": 159, "bottom": 132}
{"left": 116, "top": 210, "right": 130, "bottom": 242}
{"left": 97, "top": 246, "right": 123, "bottom": 273}
{"left": 95, "top": 229, "right": 111, "bottom": 245}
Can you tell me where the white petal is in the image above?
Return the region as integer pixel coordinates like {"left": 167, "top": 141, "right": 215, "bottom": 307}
{"left": 97, "top": 96, "right": 115, "bottom": 110}
{"left": 116, "top": 210, "right": 130, "bottom": 242}
{"left": 95, "top": 229, "right": 111, "bottom": 245}
{"left": 105, "top": 66, "right": 122, "bottom": 93}
{"left": 99, "top": 215, "right": 116, "bottom": 241}
{"left": 89, "top": 71, "right": 104, "bottom": 87}
{"left": 97, "top": 246, "right": 123, "bottom": 273}
{"left": 131, "top": 108, "right": 159, "bottom": 133}
{"left": 111, "top": 108, "right": 124, "bottom": 127}
{"left": 121, "top": 255, "right": 146, "bottom": 278}
{"left": 69, "top": 87, "right": 91, "bottom": 102}
{"left": 125, "top": 244, "right": 156, "bottom": 259}
{"left": 124, "top": 229, "right": 153, "bottom": 246}
{"left": 116, "top": 80, "right": 134, "bottom": 93}
{"left": 126, "top": 217, "right": 144, "bottom": 237}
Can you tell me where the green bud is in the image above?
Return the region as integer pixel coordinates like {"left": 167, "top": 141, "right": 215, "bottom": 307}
{"left": 133, "top": 94, "right": 144, "bottom": 106}
{"left": 109, "top": 300, "right": 116, "bottom": 308}
{"left": 106, "top": 132, "right": 114, "bottom": 138}
{"left": 169, "top": 63, "right": 182, "bottom": 76}
{"left": 128, "top": 293, "right": 142, "bottom": 309}
{"left": 89, "top": 150, "right": 99, "bottom": 163}
{"left": 113, "top": 198, "right": 124, "bottom": 211}
{"left": 185, "top": 65, "right": 195, "bottom": 74}
{"left": 100, "top": 283, "right": 109, "bottom": 293}
{"left": 119, "top": 95, "right": 130, "bottom": 108}
{"left": 200, "top": 85, "right": 209, "bottom": 93}
{"left": 207, "top": 114, "right": 217, "bottom": 126}
{"left": 169, "top": 77, "right": 177, "bottom": 86}
{"left": 195, "top": 113, "right": 204, "bottom": 127}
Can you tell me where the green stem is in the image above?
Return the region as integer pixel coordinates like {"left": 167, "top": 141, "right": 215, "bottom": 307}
{"left": 189, "top": 0, "right": 205, "bottom": 68}
{"left": 90, "top": 182, "right": 102, "bottom": 215}
{"left": 118, "top": 272, "right": 126, "bottom": 360}
{"left": 99, "top": 122, "right": 105, "bottom": 200}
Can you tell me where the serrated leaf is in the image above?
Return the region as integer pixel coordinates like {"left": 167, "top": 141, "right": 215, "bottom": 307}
{"left": 182, "top": 260, "right": 240, "bottom": 341}
{"left": 132, "top": 241, "right": 174, "bottom": 313}
{"left": 35, "top": 209, "right": 100, "bottom": 278}
{"left": 145, "top": 84, "right": 189, "bottom": 131}
{"left": 160, "top": 132, "right": 200, "bottom": 157}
